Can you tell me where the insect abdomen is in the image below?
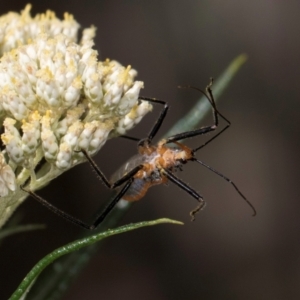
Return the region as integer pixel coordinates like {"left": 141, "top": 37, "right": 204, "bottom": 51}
{"left": 122, "top": 178, "right": 150, "bottom": 202}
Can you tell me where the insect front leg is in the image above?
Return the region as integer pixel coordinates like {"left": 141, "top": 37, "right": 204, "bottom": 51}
{"left": 164, "top": 79, "right": 232, "bottom": 150}
{"left": 121, "top": 97, "right": 169, "bottom": 145}
{"left": 164, "top": 124, "right": 218, "bottom": 145}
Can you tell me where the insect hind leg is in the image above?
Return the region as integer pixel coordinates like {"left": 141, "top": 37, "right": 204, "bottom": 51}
{"left": 21, "top": 177, "right": 135, "bottom": 230}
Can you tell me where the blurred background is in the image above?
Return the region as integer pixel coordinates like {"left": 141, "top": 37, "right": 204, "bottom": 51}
{"left": 1, "top": 1, "right": 299, "bottom": 299}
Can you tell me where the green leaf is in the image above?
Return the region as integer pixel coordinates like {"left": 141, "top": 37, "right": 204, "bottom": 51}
{"left": 9, "top": 218, "right": 182, "bottom": 300}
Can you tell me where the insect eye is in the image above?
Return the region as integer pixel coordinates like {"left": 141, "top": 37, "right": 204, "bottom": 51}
{"left": 180, "top": 159, "right": 187, "bottom": 164}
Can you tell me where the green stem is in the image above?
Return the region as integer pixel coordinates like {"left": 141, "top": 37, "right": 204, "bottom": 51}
{"left": 9, "top": 218, "right": 182, "bottom": 300}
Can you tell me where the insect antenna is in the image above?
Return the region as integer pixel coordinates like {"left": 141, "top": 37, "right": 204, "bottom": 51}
{"left": 179, "top": 79, "right": 232, "bottom": 153}
{"left": 191, "top": 158, "right": 257, "bottom": 216}
{"left": 179, "top": 78, "right": 230, "bottom": 124}
{"left": 192, "top": 125, "right": 229, "bottom": 153}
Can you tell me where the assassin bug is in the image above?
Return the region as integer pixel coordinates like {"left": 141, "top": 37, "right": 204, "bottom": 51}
{"left": 22, "top": 79, "right": 256, "bottom": 230}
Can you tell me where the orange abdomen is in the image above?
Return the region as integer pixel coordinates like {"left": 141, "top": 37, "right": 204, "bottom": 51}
{"left": 122, "top": 178, "right": 151, "bottom": 202}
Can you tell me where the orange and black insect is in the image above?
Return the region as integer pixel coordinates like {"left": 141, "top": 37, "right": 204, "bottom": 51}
{"left": 23, "top": 79, "right": 256, "bottom": 229}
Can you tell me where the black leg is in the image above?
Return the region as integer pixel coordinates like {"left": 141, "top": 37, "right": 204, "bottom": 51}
{"left": 91, "top": 178, "right": 134, "bottom": 228}
{"left": 187, "top": 80, "right": 232, "bottom": 153}
{"left": 164, "top": 80, "right": 220, "bottom": 145}
{"left": 138, "top": 96, "right": 169, "bottom": 143}
{"left": 21, "top": 148, "right": 143, "bottom": 230}
{"left": 180, "top": 80, "right": 231, "bottom": 126}
{"left": 21, "top": 178, "right": 134, "bottom": 230}
{"left": 165, "top": 78, "right": 232, "bottom": 146}
{"left": 192, "top": 125, "right": 230, "bottom": 153}
{"left": 119, "top": 97, "right": 169, "bottom": 145}
{"left": 192, "top": 158, "right": 256, "bottom": 216}
{"left": 81, "top": 149, "right": 142, "bottom": 188}
{"left": 205, "top": 81, "right": 231, "bottom": 125}
{"left": 164, "top": 124, "right": 217, "bottom": 144}
{"left": 21, "top": 186, "right": 92, "bottom": 230}
{"left": 162, "top": 168, "right": 206, "bottom": 221}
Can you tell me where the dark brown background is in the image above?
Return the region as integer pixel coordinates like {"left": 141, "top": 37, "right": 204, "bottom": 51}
{"left": 1, "top": 1, "right": 300, "bottom": 299}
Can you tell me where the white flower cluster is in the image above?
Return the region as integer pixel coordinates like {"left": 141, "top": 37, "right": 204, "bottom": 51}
{"left": 0, "top": 32, "right": 151, "bottom": 170}
{"left": 0, "top": 4, "right": 79, "bottom": 55}
{"left": 0, "top": 5, "right": 152, "bottom": 226}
